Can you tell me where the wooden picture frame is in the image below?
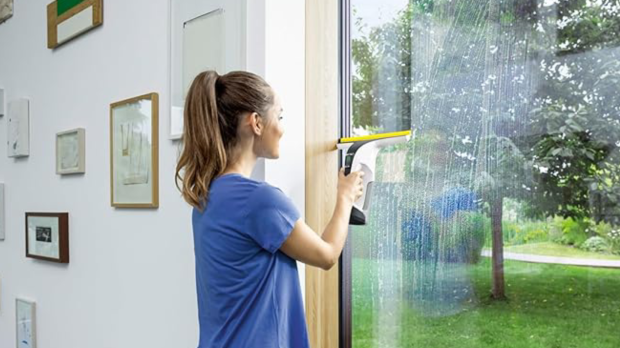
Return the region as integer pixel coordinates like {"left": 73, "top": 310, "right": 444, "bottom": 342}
{"left": 25, "top": 212, "right": 69, "bottom": 263}
{"left": 110, "top": 93, "right": 159, "bottom": 208}
{"left": 47, "top": 0, "right": 103, "bottom": 49}
{"left": 16, "top": 298, "right": 36, "bottom": 348}
{"left": 56, "top": 128, "right": 86, "bottom": 174}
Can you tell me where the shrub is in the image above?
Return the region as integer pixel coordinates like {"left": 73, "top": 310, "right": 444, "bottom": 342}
{"left": 441, "top": 211, "right": 487, "bottom": 264}
{"left": 524, "top": 228, "right": 548, "bottom": 244}
{"left": 558, "top": 217, "right": 589, "bottom": 247}
{"left": 608, "top": 229, "right": 620, "bottom": 255}
{"left": 579, "top": 236, "right": 611, "bottom": 253}
{"left": 501, "top": 220, "right": 550, "bottom": 246}
{"left": 590, "top": 221, "right": 613, "bottom": 238}
{"left": 401, "top": 210, "right": 434, "bottom": 261}
{"left": 400, "top": 210, "right": 488, "bottom": 264}
{"left": 549, "top": 216, "right": 565, "bottom": 242}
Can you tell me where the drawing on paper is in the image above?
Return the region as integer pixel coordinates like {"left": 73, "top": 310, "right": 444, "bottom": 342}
{"left": 16, "top": 299, "right": 36, "bottom": 348}
{"left": 119, "top": 120, "right": 150, "bottom": 185}
{"left": 0, "top": 0, "right": 13, "bottom": 24}
{"left": 7, "top": 99, "right": 29, "bottom": 158}
{"left": 56, "top": 128, "right": 85, "bottom": 174}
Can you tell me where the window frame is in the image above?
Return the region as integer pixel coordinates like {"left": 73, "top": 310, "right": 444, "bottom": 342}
{"left": 338, "top": 0, "right": 352, "bottom": 347}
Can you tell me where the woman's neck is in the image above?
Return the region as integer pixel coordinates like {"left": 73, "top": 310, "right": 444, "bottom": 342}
{"left": 222, "top": 147, "right": 257, "bottom": 178}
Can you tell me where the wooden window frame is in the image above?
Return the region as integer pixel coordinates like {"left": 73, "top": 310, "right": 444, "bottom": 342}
{"left": 304, "top": 0, "right": 351, "bottom": 347}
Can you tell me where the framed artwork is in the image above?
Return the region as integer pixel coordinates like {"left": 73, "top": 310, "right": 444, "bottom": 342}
{"left": 7, "top": 98, "right": 29, "bottom": 158}
{"left": 47, "top": 0, "right": 103, "bottom": 49}
{"left": 16, "top": 298, "right": 36, "bottom": 348}
{"left": 56, "top": 128, "right": 85, "bottom": 174}
{"left": 0, "top": 88, "right": 5, "bottom": 117}
{"left": 110, "top": 93, "right": 159, "bottom": 208}
{"left": 25, "top": 213, "right": 69, "bottom": 263}
{"left": 169, "top": 0, "right": 246, "bottom": 139}
{"left": 0, "top": 0, "right": 13, "bottom": 24}
{"left": 0, "top": 183, "right": 4, "bottom": 241}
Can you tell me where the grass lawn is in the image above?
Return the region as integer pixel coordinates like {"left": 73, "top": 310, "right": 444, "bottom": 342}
{"left": 352, "top": 258, "right": 620, "bottom": 348}
{"left": 501, "top": 242, "right": 620, "bottom": 260}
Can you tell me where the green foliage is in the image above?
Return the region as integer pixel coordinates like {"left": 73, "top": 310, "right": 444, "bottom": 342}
{"left": 607, "top": 229, "right": 620, "bottom": 255}
{"left": 500, "top": 220, "right": 550, "bottom": 246}
{"left": 523, "top": 104, "right": 616, "bottom": 220}
{"left": 557, "top": 0, "right": 620, "bottom": 56}
{"left": 445, "top": 212, "right": 488, "bottom": 264}
{"left": 547, "top": 216, "right": 620, "bottom": 253}
{"left": 579, "top": 236, "right": 611, "bottom": 253}
{"left": 351, "top": 3, "right": 413, "bottom": 131}
{"left": 556, "top": 217, "right": 590, "bottom": 247}
{"left": 589, "top": 220, "right": 613, "bottom": 238}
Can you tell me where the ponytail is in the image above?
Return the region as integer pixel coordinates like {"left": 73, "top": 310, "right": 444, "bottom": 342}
{"left": 175, "top": 70, "right": 273, "bottom": 211}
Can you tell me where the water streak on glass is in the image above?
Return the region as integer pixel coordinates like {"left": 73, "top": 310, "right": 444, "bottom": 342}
{"left": 350, "top": 0, "right": 620, "bottom": 347}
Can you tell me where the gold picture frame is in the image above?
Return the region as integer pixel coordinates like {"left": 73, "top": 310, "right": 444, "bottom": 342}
{"left": 47, "top": 0, "right": 103, "bottom": 49}
{"left": 110, "top": 93, "right": 159, "bottom": 208}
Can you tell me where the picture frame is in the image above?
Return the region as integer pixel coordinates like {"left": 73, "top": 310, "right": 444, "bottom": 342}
{"left": 25, "top": 212, "right": 69, "bottom": 263}
{"left": 16, "top": 298, "right": 36, "bottom": 348}
{"left": 0, "top": 183, "right": 4, "bottom": 241}
{"left": 169, "top": 0, "right": 246, "bottom": 139}
{"left": 7, "top": 98, "right": 30, "bottom": 158}
{"left": 0, "top": 87, "right": 5, "bottom": 117}
{"left": 0, "top": 0, "right": 13, "bottom": 25}
{"left": 110, "top": 93, "right": 159, "bottom": 208}
{"left": 47, "top": 0, "right": 103, "bottom": 49}
{"left": 56, "top": 128, "right": 85, "bottom": 174}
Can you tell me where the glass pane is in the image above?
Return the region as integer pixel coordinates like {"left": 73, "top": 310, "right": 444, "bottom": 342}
{"left": 349, "top": 1, "right": 620, "bottom": 347}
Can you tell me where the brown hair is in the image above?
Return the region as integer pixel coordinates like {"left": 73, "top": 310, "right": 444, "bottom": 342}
{"left": 175, "top": 70, "right": 274, "bottom": 211}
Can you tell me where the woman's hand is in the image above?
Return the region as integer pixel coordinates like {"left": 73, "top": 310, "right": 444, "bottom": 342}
{"left": 337, "top": 167, "right": 365, "bottom": 205}
{"left": 280, "top": 168, "right": 366, "bottom": 271}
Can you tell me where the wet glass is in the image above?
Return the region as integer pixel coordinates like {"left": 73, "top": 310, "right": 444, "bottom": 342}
{"left": 348, "top": 0, "right": 620, "bottom": 347}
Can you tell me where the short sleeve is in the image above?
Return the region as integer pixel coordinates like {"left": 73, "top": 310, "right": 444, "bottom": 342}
{"left": 244, "top": 183, "right": 301, "bottom": 253}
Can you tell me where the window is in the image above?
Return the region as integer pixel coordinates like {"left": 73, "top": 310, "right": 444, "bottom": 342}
{"left": 340, "top": 0, "right": 620, "bottom": 347}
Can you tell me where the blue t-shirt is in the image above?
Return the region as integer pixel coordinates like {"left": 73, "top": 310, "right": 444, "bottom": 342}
{"left": 192, "top": 173, "right": 310, "bottom": 348}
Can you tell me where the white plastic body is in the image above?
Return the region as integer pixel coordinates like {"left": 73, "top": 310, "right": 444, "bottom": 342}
{"left": 337, "top": 134, "right": 410, "bottom": 223}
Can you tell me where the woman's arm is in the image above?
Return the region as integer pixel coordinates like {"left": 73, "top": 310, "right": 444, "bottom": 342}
{"left": 280, "top": 169, "right": 364, "bottom": 270}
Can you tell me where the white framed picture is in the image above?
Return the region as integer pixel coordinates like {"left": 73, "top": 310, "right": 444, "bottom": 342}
{"left": 169, "top": 0, "right": 246, "bottom": 139}
{"left": 56, "top": 128, "right": 85, "bottom": 174}
{"left": 110, "top": 93, "right": 159, "bottom": 208}
{"left": 0, "top": 183, "right": 4, "bottom": 241}
{"left": 0, "top": 87, "right": 5, "bottom": 117}
{"left": 7, "top": 98, "right": 29, "bottom": 158}
{"left": 16, "top": 298, "right": 36, "bottom": 348}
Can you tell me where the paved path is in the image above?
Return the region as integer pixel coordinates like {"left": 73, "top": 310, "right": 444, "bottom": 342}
{"left": 481, "top": 250, "right": 620, "bottom": 268}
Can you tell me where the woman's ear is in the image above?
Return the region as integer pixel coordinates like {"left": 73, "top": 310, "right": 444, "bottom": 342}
{"left": 250, "top": 112, "right": 263, "bottom": 136}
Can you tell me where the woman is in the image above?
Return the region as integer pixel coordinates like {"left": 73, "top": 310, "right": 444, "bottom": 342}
{"left": 176, "top": 70, "right": 364, "bottom": 348}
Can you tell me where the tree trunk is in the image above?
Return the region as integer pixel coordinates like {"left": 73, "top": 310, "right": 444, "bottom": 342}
{"left": 491, "top": 195, "right": 506, "bottom": 300}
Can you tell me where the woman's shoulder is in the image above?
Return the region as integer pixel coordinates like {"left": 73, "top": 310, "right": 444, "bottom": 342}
{"left": 247, "top": 182, "right": 293, "bottom": 209}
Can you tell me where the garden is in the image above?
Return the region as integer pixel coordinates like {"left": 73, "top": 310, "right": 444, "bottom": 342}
{"left": 348, "top": 0, "right": 620, "bottom": 346}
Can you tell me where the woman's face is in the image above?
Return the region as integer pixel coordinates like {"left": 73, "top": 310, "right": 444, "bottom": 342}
{"left": 255, "top": 92, "right": 284, "bottom": 159}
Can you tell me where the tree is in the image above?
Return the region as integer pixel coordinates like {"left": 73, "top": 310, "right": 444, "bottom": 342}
{"left": 351, "top": 0, "right": 620, "bottom": 301}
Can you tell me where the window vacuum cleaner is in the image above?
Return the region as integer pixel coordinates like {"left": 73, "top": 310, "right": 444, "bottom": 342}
{"left": 337, "top": 130, "right": 412, "bottom": 225}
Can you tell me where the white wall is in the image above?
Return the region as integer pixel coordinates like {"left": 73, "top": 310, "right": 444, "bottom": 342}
{"left": 0, "top": 0, "right": 306, "bottom": 347}
{"left": 263, "top": 0, "right": 307, "bottom": 304}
